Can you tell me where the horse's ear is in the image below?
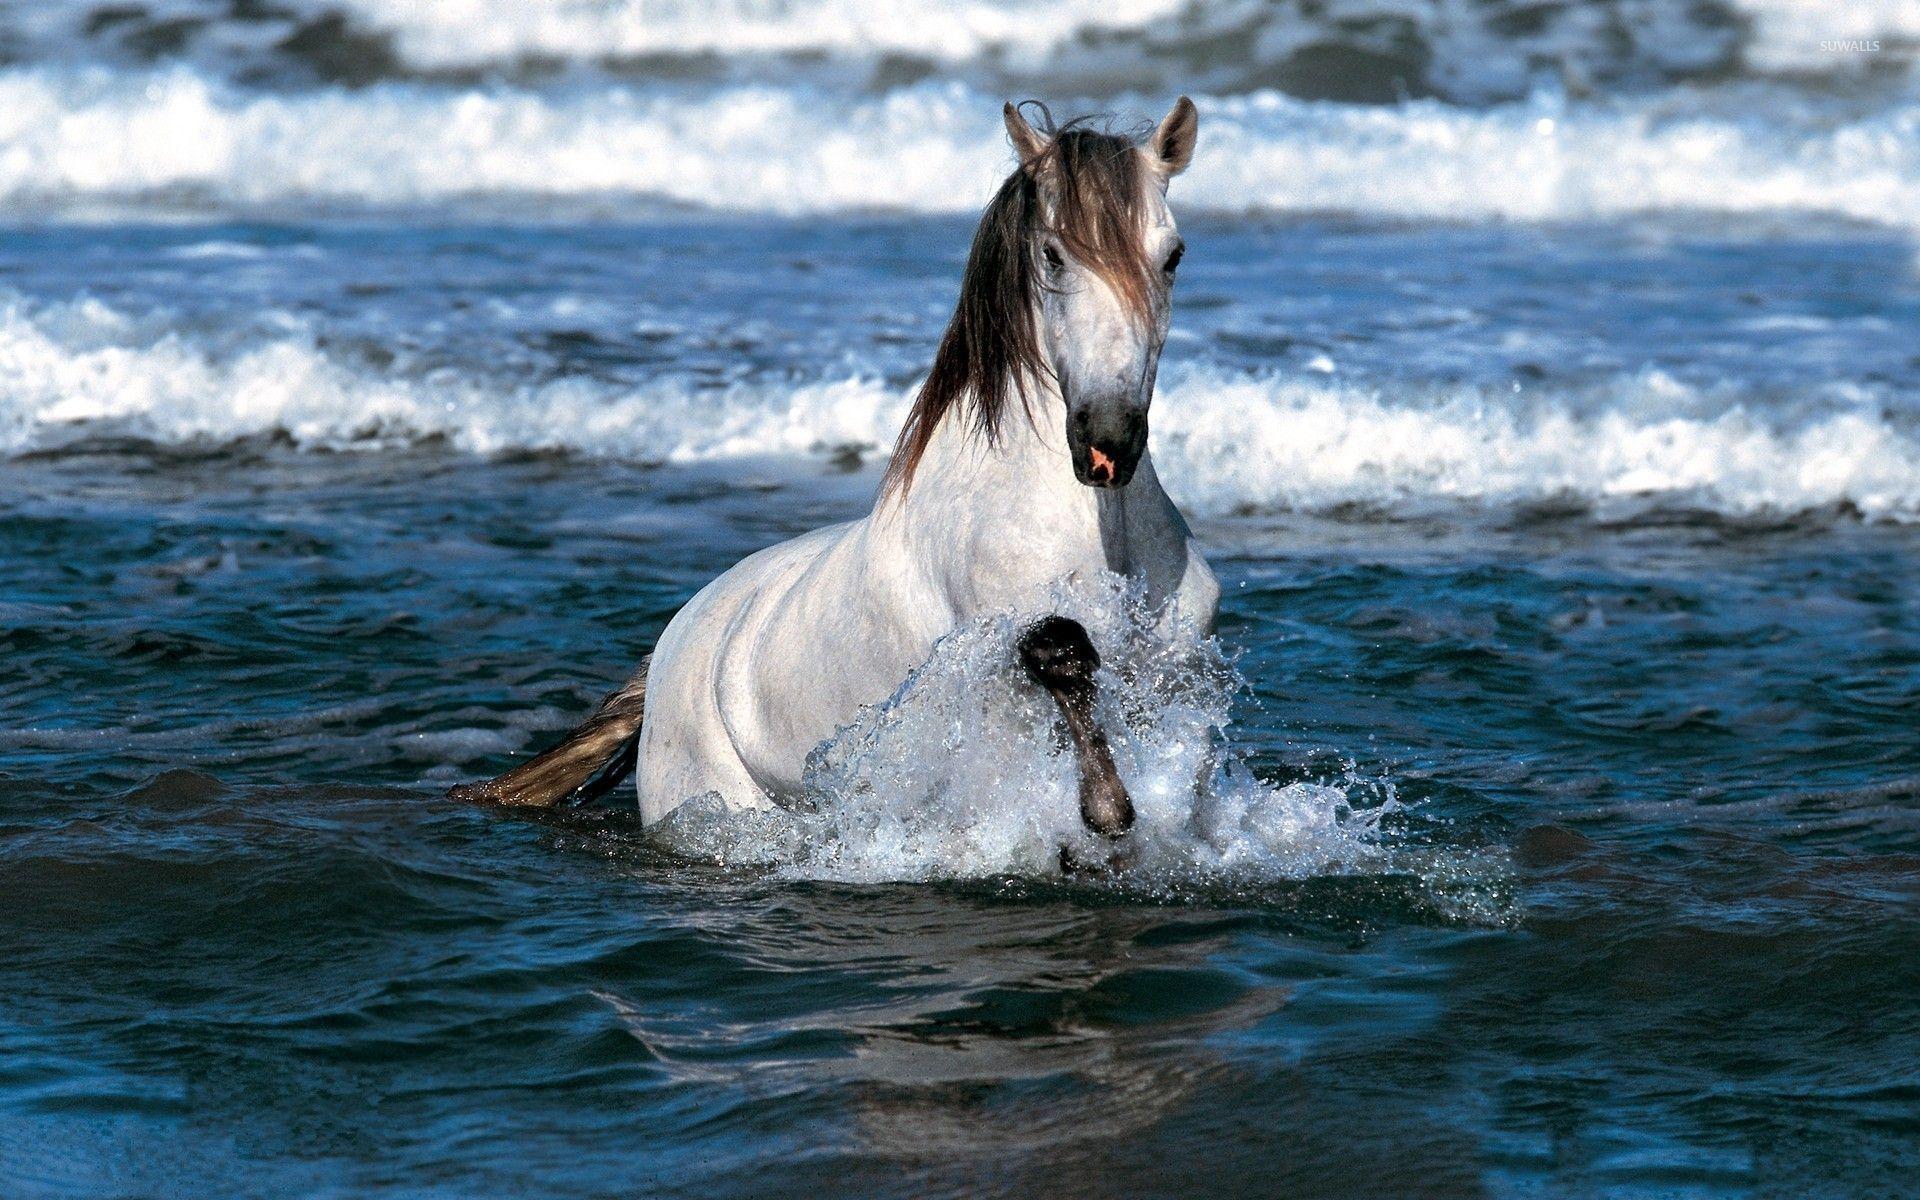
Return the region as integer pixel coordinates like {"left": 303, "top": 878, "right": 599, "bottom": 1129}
{"left": 1003, "top": 101, "right": 1047, "bottom": 167}
{"left": 1148, "top": 96, "right": 1198, "bottom": 177}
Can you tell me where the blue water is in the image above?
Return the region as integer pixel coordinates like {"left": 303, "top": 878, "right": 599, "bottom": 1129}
{"left": 3, "top": 213, "right": 1918, "bottom": 1197}
{"left": 5, "top": 1, "right": 1920, "bottom": 1195}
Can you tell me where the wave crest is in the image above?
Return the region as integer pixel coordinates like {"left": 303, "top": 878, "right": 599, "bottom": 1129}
{"left": 12, "top": 1, "right": 1911, "bottom": 102}
{"left": 1153, "top": 368, "right": 1920, "bottom": 523}
{"left": 6, "top": 294, "right": 1919, "bottom": 522}
{"left": 3, "top": 70, "right": 1918, "bottom": 228}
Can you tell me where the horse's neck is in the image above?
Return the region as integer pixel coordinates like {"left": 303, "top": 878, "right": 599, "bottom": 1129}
{"left": 873, "top": 377, "right": 1178, "bottom": 608}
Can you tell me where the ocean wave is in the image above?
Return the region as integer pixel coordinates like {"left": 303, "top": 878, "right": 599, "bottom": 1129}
{"left": 1153, "top": 368, "right": 1920, "bottom": 522}
{"left": 3, "top": 68, "right": 1919, "bottom": 225}
{"left": 5, "top": 295, "right": 1917, "bottom": 521}
{"left": 11, "top": 0, "right": 1903, "bottom": 103}
{"left": 0, "top": 295, "right": 908, "bottom": 462}
{"left": 335, "top": 0, "right": 1185, "bottom": 69}
{"left": 324, "top": 0, "right": 1754, "bottom": 102}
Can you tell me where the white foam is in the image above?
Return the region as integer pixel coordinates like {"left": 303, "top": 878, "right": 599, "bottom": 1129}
{"left": 329, "top": 0, "right": 1915, "bottom": 94}
{"left": 3, "top": 68, "right": 1919, "bottom": 227}
{"left": 0, "top": 294, "right": 907, "bottom": 461}
{"left": 5, "top": 294, "right": 1918, "bottom": 521}
{"left": 332, "top": 0, "right": 1187, "bottom": 68}
{"left": 651, "top": 574, "right": 1391, "bottom": 885}
{"left": 1195, "top": 88, "right": 1920, "bottom": 227}
{"left": 1149, "top": 367, "right": 1920, "bottom": 522}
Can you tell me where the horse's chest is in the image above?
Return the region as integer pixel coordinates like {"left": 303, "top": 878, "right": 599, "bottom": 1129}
{"left": 946, "top": 491, "right": 1175, "bottom": 616}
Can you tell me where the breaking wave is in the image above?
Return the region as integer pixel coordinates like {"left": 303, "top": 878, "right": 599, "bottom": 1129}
{"left": 7, "top": 0, "right": 1914, "bottom": 101}
{"left": 0, "top": 68, "right": 1917, "bottom": 226}
{"left": 6, "top": 293, "right": 1918, "bottom": 522}
{"left": 0, "top": 294, "right": 907, "bottom": 462}
{"left": 1153, "top": 367, "right": 1920, "bottom": 522}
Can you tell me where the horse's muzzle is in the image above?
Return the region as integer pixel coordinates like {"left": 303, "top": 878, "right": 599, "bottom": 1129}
{"left": 1067, "top": 407, "right": 1148, "bottom": 489}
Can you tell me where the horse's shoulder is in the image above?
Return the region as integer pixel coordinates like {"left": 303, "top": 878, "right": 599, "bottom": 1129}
{"left": 1176, "top": 541, "right": 1220, "bottom": 631}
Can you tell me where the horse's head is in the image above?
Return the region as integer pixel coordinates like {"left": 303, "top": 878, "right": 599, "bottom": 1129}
{"left": 1006, "top": 98, "right": 1196, "bottom": 489}
{"left": 883, "top": 99, "right": 1198, "bottom": 496}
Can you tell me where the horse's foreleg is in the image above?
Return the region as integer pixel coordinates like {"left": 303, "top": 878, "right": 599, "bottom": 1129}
{"left": 1016, "top": 616, "right": 1133, "bottom": 838}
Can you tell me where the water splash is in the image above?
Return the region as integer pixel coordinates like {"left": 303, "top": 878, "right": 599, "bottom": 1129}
{"left": 652, "top": 575, "right": 1399, "bottom": 888}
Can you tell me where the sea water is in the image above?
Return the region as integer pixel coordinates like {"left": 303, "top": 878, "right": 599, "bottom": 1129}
{"left": 2, "top": 2, "right": 1918, "bottom": 1196}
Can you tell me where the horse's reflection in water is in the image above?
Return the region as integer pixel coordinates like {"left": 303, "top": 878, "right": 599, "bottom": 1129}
{"left": 595, "top": 894, "right": 1284, "bottom": 1152}
{"left": 835, "top": 916, "right": 1286, "bottom": 1158}
{"left": 566, "top": 857, "right": 1487, "bottom": 1195}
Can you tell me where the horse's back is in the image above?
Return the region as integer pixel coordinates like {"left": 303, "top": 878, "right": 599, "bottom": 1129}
{"left": 635, "top": 521, "right": 855, "bottom": 822}
{"left": 637, "top": 516, "right": 938, "bottom": 821}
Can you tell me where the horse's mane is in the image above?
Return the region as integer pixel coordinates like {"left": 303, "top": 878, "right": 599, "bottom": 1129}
{"left": 881, "top": 113, "right": 1153, "bottom": 496}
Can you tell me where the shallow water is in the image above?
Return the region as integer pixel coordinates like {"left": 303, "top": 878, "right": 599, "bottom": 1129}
{"left": 7, "top": 1, "right": 1920, "bottom": 1192}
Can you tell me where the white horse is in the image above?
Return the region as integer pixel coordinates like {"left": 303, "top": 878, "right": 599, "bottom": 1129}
{"left": 452, "top": 98, "right": 1217, "bottom": 843}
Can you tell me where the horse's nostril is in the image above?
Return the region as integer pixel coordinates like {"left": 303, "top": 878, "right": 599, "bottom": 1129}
{"left": 1073, "top": 410, "right": 1091, "bottom": 428}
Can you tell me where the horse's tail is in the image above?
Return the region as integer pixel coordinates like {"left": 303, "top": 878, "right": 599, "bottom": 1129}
{"left": 446, "top": 655, "right": 651, "bottom": 808}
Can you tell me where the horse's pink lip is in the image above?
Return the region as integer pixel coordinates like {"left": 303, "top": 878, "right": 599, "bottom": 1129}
{"left": 1088, "top": 448, "right": 1115, "bottom": 484}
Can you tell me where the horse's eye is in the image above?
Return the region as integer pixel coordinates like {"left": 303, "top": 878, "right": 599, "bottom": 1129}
{"left": 1043, "top": 244, "right": 1064, "bottom": 273}
{"left": 1164, "top": 242, "right": 1185, "bottom": 275}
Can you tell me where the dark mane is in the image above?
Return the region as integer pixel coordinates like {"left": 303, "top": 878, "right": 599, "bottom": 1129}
{"left": 881, "top": 116, "right": 1152, "bottom": 496}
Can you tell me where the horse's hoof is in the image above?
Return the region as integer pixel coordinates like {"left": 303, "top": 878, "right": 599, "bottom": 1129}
{"left": 1017, "top": 615, "right": 1099, "bottom": 695}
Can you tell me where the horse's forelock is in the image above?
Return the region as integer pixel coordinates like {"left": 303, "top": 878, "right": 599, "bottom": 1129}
{"left": 882, "top": 118, "right": 1155, "bottom": 497}
{"left": 1043, "top": 128, "right": 1153, "bottom": 326}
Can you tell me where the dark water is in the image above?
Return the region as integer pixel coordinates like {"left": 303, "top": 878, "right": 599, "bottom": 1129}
{"left": 4, "top": 435, "right": 1919, "bottom": 1196}
{"left": 2, "top": 182, "right": 1919, "bottom": 1197}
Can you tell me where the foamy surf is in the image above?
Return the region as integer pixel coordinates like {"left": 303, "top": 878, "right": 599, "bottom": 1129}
{"left": 5, "top": 293, "right": 1919, "bottom": 522}
{"left": 1153, "top": 368, "right": 1920, "bottom": 523}
{"left": 0, "top": 294, "right": 909, "bottom": 463}
{"left": 4, "top": 68, "right": 1919, "bottom": 228}
{"left": 334, "top": 0, "right": 1190, "bottom": 68}
{"left": 10, "top": 0, "right": 1908, "bottom": 102}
